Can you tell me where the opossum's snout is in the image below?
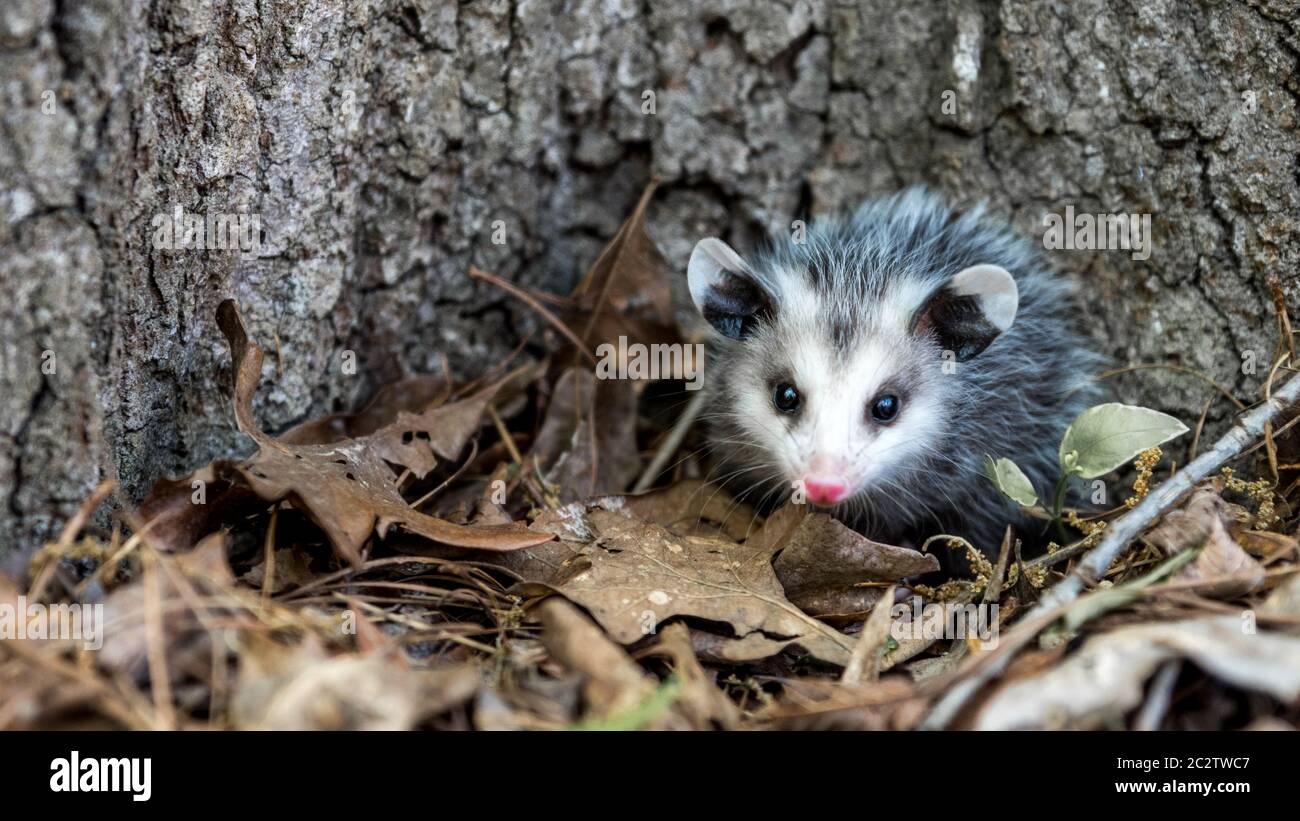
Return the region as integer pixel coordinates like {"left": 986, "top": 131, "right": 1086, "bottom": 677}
{"left": 799, "top": 455, "right": 853, "bottom": 506}
{"left": 802, "top": 478, "right": 850, "bottom": 506}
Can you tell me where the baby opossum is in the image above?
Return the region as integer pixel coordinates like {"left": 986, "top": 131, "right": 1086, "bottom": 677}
{"left": 687, "top": 188, "right": 1104, "bottom": 555}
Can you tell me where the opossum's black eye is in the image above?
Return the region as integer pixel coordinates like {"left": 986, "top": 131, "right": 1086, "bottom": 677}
{"left": 773, "top": 383, "right": 801, "bottom": 414}
{"left": 870, "top": 394, "right": 900, "bottom": 423}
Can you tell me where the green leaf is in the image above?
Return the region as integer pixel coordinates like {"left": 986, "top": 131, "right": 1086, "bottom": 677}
{"left": 983, "top": 454, "right": 1039, "bottom": 507}
{"left": 1058, "top": 403, "right": 1188, "bottom": 479}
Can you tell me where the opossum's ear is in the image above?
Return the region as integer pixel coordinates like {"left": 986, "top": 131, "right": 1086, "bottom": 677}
{"left": 913, "top": 264, "right": 1018, "bottom": 361}
{"left": 687, "top": 238, "right": 772, "bottom": 340}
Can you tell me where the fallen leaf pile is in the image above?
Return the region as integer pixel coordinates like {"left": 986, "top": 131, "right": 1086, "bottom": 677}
{"left": 4, "top": 183, "right": 1300, "bottom": 731}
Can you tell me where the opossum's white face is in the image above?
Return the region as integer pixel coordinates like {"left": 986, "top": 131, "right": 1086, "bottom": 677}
{"left": 725, "top": 291, "right": 945, "bottom": 506}
{"left": 688, "top": 237, "right": 1018, "bottom": 510}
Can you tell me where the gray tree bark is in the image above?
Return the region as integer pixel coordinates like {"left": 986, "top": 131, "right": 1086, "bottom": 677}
{"left": 1, "top": 0, "right": 1297, "bottom": 553}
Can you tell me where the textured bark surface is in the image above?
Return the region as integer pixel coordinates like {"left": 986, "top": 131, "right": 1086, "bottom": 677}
{"left": 1, "top": 0, "right": 1298, "bottom": 552}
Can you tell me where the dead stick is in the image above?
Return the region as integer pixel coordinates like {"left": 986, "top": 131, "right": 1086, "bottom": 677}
{"left": 467, "top": 266, "right": 598, "bottom": 365}
{"left": 55, "top": 479, "right": 116, "bottom": 547}
{"left": 920, "top": 370, "right": 1300, "bottom": 730}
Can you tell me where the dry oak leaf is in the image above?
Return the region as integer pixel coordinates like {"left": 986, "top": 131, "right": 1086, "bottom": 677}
{"left": 755, "top": 505, "right": 939, "bottom": 617}
{"left": 522, "top": 503, "right": 857, "bottom": 666}
{"left": 138, "top": 345, "right": 533, "bottom": 553}
{"left": 618, "top": 479, "right": 758, "bottom": 541}
{"left": 358, "top": 367, "right": 539, "bottom": 481}
{"left": 216, "top": 300, "right": 552, "bottom": 567}
{"left": 529, "top": 368, "right": 640, "bottom": 502}
{"left": 280, "top": 361, "right": 540, "bottom": 481}
{"left": 277, "top": 374, "right": 451, "bottom": 445}
{"left": 283, "top": 363, "right": 536, "bottom": 481}
{"left": 136, "top": 464, "right": 261, "bottom": 551}
{"left": 1144, "top": 487, "right": 1265, "bottom": 598}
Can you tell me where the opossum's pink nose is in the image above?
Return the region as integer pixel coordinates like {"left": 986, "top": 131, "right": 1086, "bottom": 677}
{"left": 803, "top": 477, "right": 849, "bottom": 506}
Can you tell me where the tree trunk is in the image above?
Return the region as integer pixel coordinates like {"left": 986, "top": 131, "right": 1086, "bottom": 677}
{"left": 1, "top": 0, "right": 1297, "bottom": 554}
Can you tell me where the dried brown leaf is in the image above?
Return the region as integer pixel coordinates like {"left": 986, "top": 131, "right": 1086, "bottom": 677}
{"left": 529, "top": 368, "right": 639, "bottom": 502}
{"left": 360, "top": 367, "right": 537, "bottom": 480}
{"left": 620, "top": 479, "right": 758, "bottom": 540}
{"left": 241, "top": 545, "right": 317, "bottom": 595}
{"left": 643, "top": 623, "right": 741, "bottom": 729}
{"left": 538, "top": 597, "right": 656, "bottom": 719}
{"left": 277, "top": 374, "right": 450, "bottom": 445}
{"left": 1145, "top": 487, "right": 1265, "bottom": 598}
{"left": 136, "top": 466, "right": 261, "bottom": 551}
{"left": 842, "top": 585, "right": 897, "bottom": 684}
{"left": 571, "top": 179, "right": 675, "bottom": 343}
{"left": 212, "top": 300, "right": 552, "bottom": 567}
{"left": 1262, "top": 571, "right": 1300, "bottom": 617}
{"left": 756, "top": 505, "right": 939, "bottom": 617}
{"left": 515, "top": 503, "right": 857, "bottom": 666}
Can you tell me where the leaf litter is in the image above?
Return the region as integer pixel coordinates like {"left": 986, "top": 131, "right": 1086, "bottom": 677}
{"left": 5, "top": 182, "right": 1300, "bottom": 731}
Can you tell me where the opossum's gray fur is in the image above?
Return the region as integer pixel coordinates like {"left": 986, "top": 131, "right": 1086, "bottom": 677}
{"left": 700, "top": 187, "right": 1106, "bottom": 553}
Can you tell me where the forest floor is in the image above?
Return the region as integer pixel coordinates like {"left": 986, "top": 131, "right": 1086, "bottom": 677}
{"left": 4, "top": 184, "right": 1300, "bottom": 730}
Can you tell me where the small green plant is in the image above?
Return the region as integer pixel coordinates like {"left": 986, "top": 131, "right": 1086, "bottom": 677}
{"left": 985, "top": 402, "right": 1189, "bottom": 532}
{"left": 983, "top": 455, "right": 1038, "bottom": 507}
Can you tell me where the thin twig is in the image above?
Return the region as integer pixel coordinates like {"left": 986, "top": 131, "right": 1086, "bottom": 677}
{"left": 1270, "top": 276, "right": 1296, "bottom": 363}
{"left": 262, "top": 508, "right": 278, "bottom": 604}
{"left": 1020, "top": 537, "right": 1088, "bottom": 572}
{"left": 55, "top": 479, "right": 116, "bottom": 547}
{"left": 983, "top": 526, "right": 1015, "bottom": 604}
{"left": 1261, "top": 352, "right": 1290, "bottom": 483}
{"left": 1189, "top": 396, "right": 1213, "bottom": 460}
{"left": 411, "top": 437, "right": 480, "bottom": 510}
{"left": 486, "top": 404, "right": 523, "bottom": 467}
{"left": 1095, "top": 363, "right": 1245, "bottom": 410}
{"left": 468, "top": 265, "right": 597, "bottom": 365}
